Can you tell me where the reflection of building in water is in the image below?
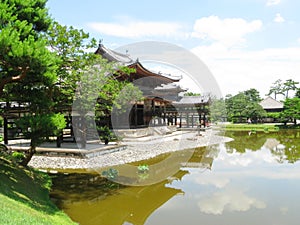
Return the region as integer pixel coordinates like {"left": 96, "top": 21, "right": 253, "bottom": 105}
{"left": 51, "top": 147, "right": 216, "bottom": 225}
{"left": 55, "top": 170, "right": 188, "bottom": 225}
{"left": 181, "top": 147, "right": 214, "bottom": 170}
{"left": 263, "top": 138, "right": 280, "bottom": 150}
{"left": 263, "top": 138, "right": 286, "bottom": 163}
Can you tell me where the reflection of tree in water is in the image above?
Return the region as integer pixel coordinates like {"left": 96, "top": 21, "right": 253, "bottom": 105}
{"left": 224, "top": 130, "right": 300, "bottom": 163}
{"left": 224, "top": 131, "right": 267, "bottom": 153}
{"left": 50, "top": 172, "right": 124, "bottom": 208}
{"left": 274, "top": 130, "right": 300, "bottom": 163}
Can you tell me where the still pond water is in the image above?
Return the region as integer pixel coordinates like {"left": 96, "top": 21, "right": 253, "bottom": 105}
{"left": 50, "top": 130, "right": 300, "bottom": 225}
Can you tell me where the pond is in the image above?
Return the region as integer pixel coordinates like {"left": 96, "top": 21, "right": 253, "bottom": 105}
{"left": 50, "top": 130, "right": 300, "bottom": 225}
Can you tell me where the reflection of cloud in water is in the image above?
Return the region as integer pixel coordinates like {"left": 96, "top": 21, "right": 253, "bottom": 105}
{"left": 216, "top": 147, "right": 276, "bottom": 167}
{"left": 191, "top": 172, "right": 230, "bottom": 188}
{"left": 280, "top": 206, "right": 289, "bottom": 215}
{"left": 198, "top": 189, "right": 266, "bottom": 215}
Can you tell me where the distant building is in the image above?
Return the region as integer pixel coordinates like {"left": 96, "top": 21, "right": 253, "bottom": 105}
{"left": 259, "top": 96, "right": 284, "bottom": 123}
{"left": 259, "top": 96, "right": 284, "bottom": 113}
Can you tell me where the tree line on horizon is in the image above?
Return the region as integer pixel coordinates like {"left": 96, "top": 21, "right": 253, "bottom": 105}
{"left": 210, "top": 79, "right": 300, "bottom": 124}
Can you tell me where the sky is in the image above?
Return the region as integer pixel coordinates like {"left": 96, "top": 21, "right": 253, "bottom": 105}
{"left": 46, "top": 0, "right": 300, "bottom": 98}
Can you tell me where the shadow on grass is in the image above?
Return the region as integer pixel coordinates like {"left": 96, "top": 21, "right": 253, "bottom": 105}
{"left": 0, "top": 156, "right": 60, "bottom": 215}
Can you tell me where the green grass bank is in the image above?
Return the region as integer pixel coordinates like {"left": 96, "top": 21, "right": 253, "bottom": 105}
{"left": 217, "top": 123, "right": 300, "bottom": 132}
{"left": 0, "top": 156, "right": 76, "bottom": 225}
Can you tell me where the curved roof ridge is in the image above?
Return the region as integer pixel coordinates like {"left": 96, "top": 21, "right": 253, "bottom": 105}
{"left": 96, "top": 44, "right": 133, "bottom": 64}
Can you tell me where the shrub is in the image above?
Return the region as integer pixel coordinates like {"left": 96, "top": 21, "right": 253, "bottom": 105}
{"left": 11, "top": 152, "right": 25, "bottom": 163}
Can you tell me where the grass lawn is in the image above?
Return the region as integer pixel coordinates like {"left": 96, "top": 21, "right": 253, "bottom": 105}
{"left": 218, "top": 123, "right": 280, "bottom": 132}
{"left": 0, "top": 156, "right": 76, "bottom": 225}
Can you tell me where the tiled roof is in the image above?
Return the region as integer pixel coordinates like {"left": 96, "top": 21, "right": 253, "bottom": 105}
{"left": 174, "top": 95, "right": 210, "bottom": 105}
{"left": 259, "top": 96, "right": 284, "bottom": 109}
{"left": 95, "top": 44, "right": 133, "bottom": 64}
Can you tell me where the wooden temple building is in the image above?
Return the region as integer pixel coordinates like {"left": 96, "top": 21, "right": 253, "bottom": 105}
{"left": 95, "top": 43, "right": 211, "bottom": 129}
{"left": 0, "top": 43, "right": 211, "bottom": 144}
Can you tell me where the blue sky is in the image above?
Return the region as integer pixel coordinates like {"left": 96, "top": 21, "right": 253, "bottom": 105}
{"left": 46, "top": 0, "right": 300, "bottom": 97}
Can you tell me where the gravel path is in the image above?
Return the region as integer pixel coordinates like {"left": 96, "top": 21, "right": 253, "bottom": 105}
{"left": 28, "top": 129, "right": 232, "bottom": 170}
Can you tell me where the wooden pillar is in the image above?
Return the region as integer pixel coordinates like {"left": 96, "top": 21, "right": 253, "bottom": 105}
{"left": 3, "top": 117, "right": 8, "bottom": 145}
{"left": 191, "top": 114, "right": 194, "bottom": 127}
{"left": 152, "top": 99, "right": 155, "bottom": 127}
{"left": 186, "top": 112, "right": 189, "bottom": 128}
{"left": 134, "top": 103, "right": 138, "bottom": 128}
{"left": 159, "top": 103, "right": 163, "bottom": 125}
{"left": 179, "top": 113, "right": 182, "bottom": 128}
{"left": 199, "top": 113, "right": 202, "bottom": 128}
{"left": 163, "top": 104, "right": 166, "bottom": 125}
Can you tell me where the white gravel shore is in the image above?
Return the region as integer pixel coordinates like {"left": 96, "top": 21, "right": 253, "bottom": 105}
{"left": 28, "top": 129, "right": 232, "bottom": 170}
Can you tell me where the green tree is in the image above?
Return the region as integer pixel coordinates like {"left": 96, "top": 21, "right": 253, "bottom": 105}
{"left": 225, "top": 92, "right": 266, "bottom": 123}
{"left": 46, "top": 21, "right": 98, "bottom": 109}
{"left": 283, "top": 79, "right": 299, "bottom": 98}
{"left": 225, "top": 93, "right": 248, "bottom": 122}
{"left": 0, "top": 0, "right": 66, "bottom": 165}
{"left": 241, "top": 102, "right": 266, "bottom": 121}
{"left": 281, "top": 97, "right": 300, "bottom": 125}
{"left": 209, "top": 98, "right": 226, "bottom": 122}
{"left": 268, "top": 79, "right": 284, "bottom": 100}
{"left": 0, "top": 0, "right": 53, "bottom": 95}
{"left": 296, "top": 88, "right": 300, "bottom": 98}
{"left": 244, "top": 88, "right": 261, "bottom": 102}
{"left": 73, "top": 59, "right": 143, "bottom": 147}
{"left": 46, "top": 22, "right": 143, "bottom": 146}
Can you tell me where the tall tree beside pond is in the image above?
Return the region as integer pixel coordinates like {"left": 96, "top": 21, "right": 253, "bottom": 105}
{"left": 210, "top": 98, "right": 227, "bottom": 123}
{"left": 267, "top": 79, "right": 284, "bottom": 100}
{"left": 281, "top": 97, "right": 300, "bottom": 125}
{"left": 244, "top": 88, "right": 261, "bottom": 102}
{"left": 0, "top": 0, "right": 66, "bottom": 165}
{"left": 73, "top": 62, "right": 143, "bottom": 147}
{"left": 0, "top": 0, "right": 52, "bottom": 95}
{"left": 225, "top": 89, "right": 266, "bottom": 123}
{"left": 282, "top": 79, "right": 299, "bottom": 98}
{"left": 296, "top": 88, "right": 300, "bottom": 98}
{"left": 46, "top": 21, "right": 99, "bottom": 109}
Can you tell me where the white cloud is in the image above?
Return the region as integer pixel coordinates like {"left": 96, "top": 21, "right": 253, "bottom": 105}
{"left": 266, "top": 0, "right": 281, "bottom": 6}
{"left": 191, "top": 44, "right": 300, "bottom": 96}
{"left": 88, "top": 20, "right": 183, "bottom": 39}
{"left": 191, "top": 16, "right": 262, "bottom": 47}
{"left": 198, "top": 189, "right": 266, "bottom": 215}
{"left": 274, "top": 13, "right": 285, "bottom": 23}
